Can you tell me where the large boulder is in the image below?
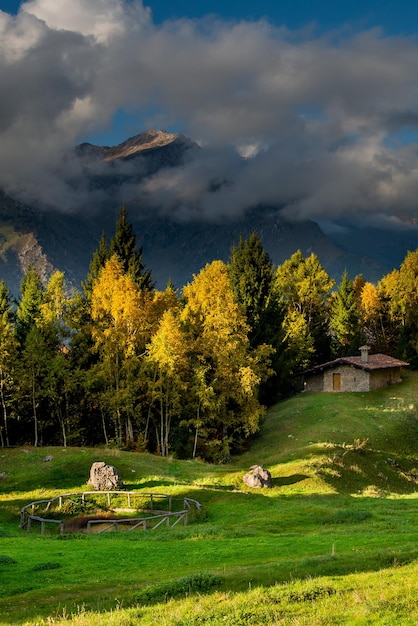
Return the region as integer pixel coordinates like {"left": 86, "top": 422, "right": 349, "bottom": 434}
{"left": 243, "top": 465, "right": 272, "bottom": 489}
{"left": 89, "top": 462, "right": 124, "bottom": 491}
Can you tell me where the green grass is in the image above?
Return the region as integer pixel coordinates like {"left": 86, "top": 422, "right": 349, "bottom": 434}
{"left": 1, "top": 371, "right": 418, "bottom": 624}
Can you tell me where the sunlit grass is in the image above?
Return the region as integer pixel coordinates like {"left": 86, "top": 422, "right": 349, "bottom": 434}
{"left": 1, "top": 371, "right": 418, "bottom": 623}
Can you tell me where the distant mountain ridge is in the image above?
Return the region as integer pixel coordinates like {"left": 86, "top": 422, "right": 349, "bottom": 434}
{"left": 76, "top": 129, "right": 180, "bottom": 163}
{"left": 1, "top": 129, "right": 418, "bottom": 297}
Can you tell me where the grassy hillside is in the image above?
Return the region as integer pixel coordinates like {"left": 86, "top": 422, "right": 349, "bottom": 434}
{"left": 0, "top": 372, "right": 418, "bottom": 624}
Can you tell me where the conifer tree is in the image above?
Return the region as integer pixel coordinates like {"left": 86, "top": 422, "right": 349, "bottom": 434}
{"left": 229, "top": 232, "right": 285, "bottom": 402}
{"left": 82, "top": 231, "right": 110, "bottom": 298}
{"left": 15, "top": 266, "right": 44, "bottom": 346}
{"left": 330, "top": 270, "right": 363, "bottom": 356}
{"left": 229, "top": 232, "right": 275, "bottom": 342}
{"left": 110, "top": 206, "right": 153, "bottom": 290}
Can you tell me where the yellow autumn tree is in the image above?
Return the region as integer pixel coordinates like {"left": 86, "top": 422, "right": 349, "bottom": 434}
{"left": 146, "top": 309, "right": 190, "bottom": 456}
{"left": 91, "top": 255, "right": 150, "bottom": 444}
{"left": 182, "top": 260, "right": 271, "bottom": 461}
{"left": 360, "top": 281, "right": 386, "bottom": 350}
{"left": 274, "top": 251, "right": 334, "bottom": 367}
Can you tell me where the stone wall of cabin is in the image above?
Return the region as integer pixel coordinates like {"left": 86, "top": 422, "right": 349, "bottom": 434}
{"left": 323, "top": 365, "right": 370, "bottom": 392}
{"left": 304, "top": 373, "right": 324, "bottom": 392}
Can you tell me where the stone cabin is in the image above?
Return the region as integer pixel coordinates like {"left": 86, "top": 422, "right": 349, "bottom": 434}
{"left": 302, "top": 346, "right": 409, "bottom": 393}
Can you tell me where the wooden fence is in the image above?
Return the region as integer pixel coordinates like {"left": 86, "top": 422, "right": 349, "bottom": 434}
{"left": 20, "top": 491, "right": 202, "bottom": 535}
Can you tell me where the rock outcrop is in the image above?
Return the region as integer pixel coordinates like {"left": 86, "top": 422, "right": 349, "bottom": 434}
{"left": 89, "top": 462, "right": 124, "bottom": 491}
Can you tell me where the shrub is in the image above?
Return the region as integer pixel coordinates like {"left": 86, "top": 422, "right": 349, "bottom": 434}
{"left": 59, "top": 497, "right": 98, "bottom": 516}
{"left": 137, "top": 572, "right": 223, "bottom": 604}
{"left": 0, "top": 555, "right": 17, "bottom": 565}
{"left": 32, "top": 562, "right": 62, "bottom": 572}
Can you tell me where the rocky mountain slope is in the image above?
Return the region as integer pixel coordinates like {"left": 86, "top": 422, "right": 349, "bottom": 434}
{"left": 1, "top": 130, "right": 417, "bottom": 297}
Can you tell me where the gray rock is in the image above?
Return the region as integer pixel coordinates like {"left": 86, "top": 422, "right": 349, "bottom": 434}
{"left": 0, "top": 472, "right": 6, "bottom": 480}
{"left": 89, "top": 462, "right": 124, "bottom": 491}
{"left": 243, "top": 465, "right": 272, "bottom": 489}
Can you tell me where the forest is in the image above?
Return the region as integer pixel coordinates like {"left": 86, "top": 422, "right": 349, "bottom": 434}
{"left": 0, "top": 206, "right": 417, "bottom": 460}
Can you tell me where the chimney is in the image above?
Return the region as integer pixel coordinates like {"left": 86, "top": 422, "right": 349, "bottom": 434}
{"left": 359, "top": 345, "right": 370, "bottom": 363}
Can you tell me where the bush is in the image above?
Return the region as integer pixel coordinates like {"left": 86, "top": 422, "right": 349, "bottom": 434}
{"left": 59, "top": 497, "right": 98, "bottom": 516}
{"left": 32, "top": 562, "right": 62, "bottom": 572}
{"left": 137, "top": 571, "right": 223, "bottom": 604}
{"left": 0, "top": 555, "right": 17, "bottom": 565}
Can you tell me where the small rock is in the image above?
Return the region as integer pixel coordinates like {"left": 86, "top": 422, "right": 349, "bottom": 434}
{"left": 43, "top": 455, "right": 53, "bottom": 462}
{"left": 0, "top": 472, "right": 6, "bottom": 480}
{"left": 243, "top": 465, "right": 272, "bottom": 489}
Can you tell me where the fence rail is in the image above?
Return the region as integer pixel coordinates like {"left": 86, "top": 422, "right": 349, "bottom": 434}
{"left": 86, "top": 510, "right": 188, "bottom": 534}
{"left": 20, "top": 491, "right": 201, "bottom": 535}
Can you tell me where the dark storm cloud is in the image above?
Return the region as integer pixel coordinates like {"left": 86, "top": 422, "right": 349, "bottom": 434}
{"left": 2, "top": 1, "right": 418, "bottom": 222}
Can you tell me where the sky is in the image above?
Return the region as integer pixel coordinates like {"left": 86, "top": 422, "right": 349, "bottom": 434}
{"left": 3, "top": 0, "right": 418, "bottom": 226}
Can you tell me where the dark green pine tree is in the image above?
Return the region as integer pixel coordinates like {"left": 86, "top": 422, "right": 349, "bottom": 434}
{"left": 82, "top": 230, "right": 110, "bottom": 298}
{"left": 15, "top": 266, "right": 44, "bottom": 346}
{"left": 0, "top": 280, "right": 15, "bottom": 327}
{"left": 110, "top": 206, "right": 153, "bottom": 290}
{"left": 330, "top": 269, "right": 364, "bottom": 357}
{"left": 229, "top": 232, "right": 285, "bottom": 403}
{"left": 229, "top": 231, "right": 275, "bottom": 345}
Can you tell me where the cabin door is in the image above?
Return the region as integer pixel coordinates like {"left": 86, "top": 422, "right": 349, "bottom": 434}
{"left": 333, "top": 373, "right": 341, "bottom": 391}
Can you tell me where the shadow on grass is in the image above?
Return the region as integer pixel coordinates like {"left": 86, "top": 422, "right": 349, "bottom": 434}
{"left": 315, "top": 447, "right": 418, "bottom": 495}
{"left": 123, "top": 479, "right": 181, "bottom": 490}
{"left": 272, "top": 474, "right": 309, "bottom": 487}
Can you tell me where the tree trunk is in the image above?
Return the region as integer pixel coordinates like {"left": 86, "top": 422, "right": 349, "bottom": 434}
{"left": 58, "top": 406, "right": 67, "bottom": 448}
{"left": 100, "top": 404, "right": 109, "bottom": 446}
{"left": 160, "top": 393, "right": 165, "bottom": 456}
{"left": 32, "top": 368, "right": 38, "bottom": 447}
{"left": 144, "top": 365, "right": 158, "bottom": 444}
{"left": 193, "top": 402, "right": 201, "bottom": 459}
{"left": 126, "top": 417, "right": 134, "bottom": 442}
{"left": 0, "top": 367, "right": 9, "bottom": 447}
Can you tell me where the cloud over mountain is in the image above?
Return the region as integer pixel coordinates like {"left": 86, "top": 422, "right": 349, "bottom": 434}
{"left": 2, "top": 0, "right": 418, "bottom": 224}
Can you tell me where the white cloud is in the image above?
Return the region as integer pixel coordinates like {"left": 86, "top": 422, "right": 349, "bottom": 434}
{"left": 22, "top": 0, "right": 151, "bottom": 42}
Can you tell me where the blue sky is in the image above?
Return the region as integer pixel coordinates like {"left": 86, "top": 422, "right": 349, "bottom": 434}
{"left": 0, "top": 0, "right": 402, "bottom": 31}
{"left": 2, "top": 0, "right": 418, "bottom": 222}
{"left": 3, "top": 0, "right": 418, "bottom": 34}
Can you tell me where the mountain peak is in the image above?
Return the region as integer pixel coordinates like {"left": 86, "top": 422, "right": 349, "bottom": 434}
{"left": 102, "top": 129, "right": 179, "bottom": 161}
{"left": 76, "top": 129, "right": 180, "bottom": 164}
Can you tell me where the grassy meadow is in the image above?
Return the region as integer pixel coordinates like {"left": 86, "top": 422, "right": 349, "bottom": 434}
{"left": 1, "top": 371, "right": 418, "bottom": 624}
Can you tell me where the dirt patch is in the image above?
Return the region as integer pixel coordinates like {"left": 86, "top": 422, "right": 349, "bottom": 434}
{"left": 63, "top": 512, "right": 126, "bottom": 533}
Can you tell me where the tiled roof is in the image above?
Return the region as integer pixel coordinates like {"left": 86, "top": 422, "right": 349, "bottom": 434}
{"left": 303, "top": 353, "right": 409, "bottom": 375}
